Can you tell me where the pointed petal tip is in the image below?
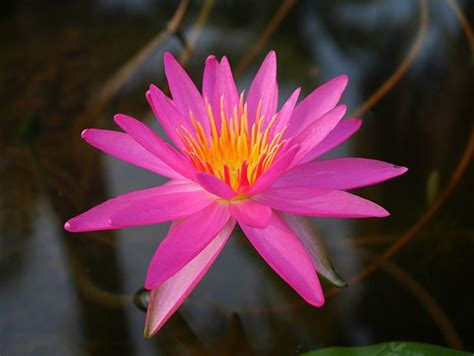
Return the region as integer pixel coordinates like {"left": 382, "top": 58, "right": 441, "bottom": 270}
{"left": 113, "top": 113, "right": 139, "bottom": 129}
{"left": 349, "top": 117, "right": 363, "bottom": 129}
{"left": 305, "top": 289, "right": 325, "bottom": 308}
{"left": 143, "top": 323, "right": 158, "bottom": 339}
{"left": 219, "top": 55, "right": 230, "bottom": 66}
{"left": 266, "top": 50, "right": 276, "bottom": 66}
{"left": 323, "top": 269, "right": 348, "bottom": 288}
{"left": 313, "top": 297, "right": 325, "bottom": 308}
{"left": 364, "top": 203, "right": 390, "bottom": 218}
{"left": 113, "top": 113, "right": 125, "bottom": 124}
{"left": 396, "top": 166, "right": 409, "bottom": 175}
{"left": 64, "top": 219, "right": 84, "bottom": 233}
{"left": 337, "top": 74, "right": 349, "bottom": 84}
{"left": 148, "top": 84, "right": 167, "bottom": 100}
{"left": 331, "top": 269, "right": 348, "bottom": 288}
{"left": 80, "top": 129, "right": 88, "bottom": 139}
{"left": 143, "top": 306, "right": 167, "bottom": 338}
{"left": 163, "top": 52, "right": 177, "bottom": 70}
{"left": 258, "top": 50, "right": 276, "bottom": 68}
{"left": 147, "top": 86, "right": 157, "bottom": 104}
{"left": 163, "top": 51, "right": 174, "bottom": 61}
{"left": 164, "top": 52, "right": 180, "bottom": 69}
{"left": 325, "top": 74, "right": 349, "bottom": 97}
{"left": 64, "top": 221, "right": 72, "bottom": 231}
{"left": 329, "top": 74, "right": 349, "bottom": 91}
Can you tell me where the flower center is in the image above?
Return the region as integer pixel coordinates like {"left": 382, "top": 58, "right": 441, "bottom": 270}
{"left": 177, "top": 93, "right": 286, "bottom": 192}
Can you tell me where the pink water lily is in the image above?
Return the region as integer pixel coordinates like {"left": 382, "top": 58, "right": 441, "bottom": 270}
{"left": 65, "top": 51, "right": 407, "bottom": 337}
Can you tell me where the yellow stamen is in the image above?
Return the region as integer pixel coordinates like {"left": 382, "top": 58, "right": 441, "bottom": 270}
{"left": 178, "top": 94, "right": 286, "bottom": 192}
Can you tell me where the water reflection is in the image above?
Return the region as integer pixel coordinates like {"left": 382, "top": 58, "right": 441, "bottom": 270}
{"left": 1, "top": 0, "right": 473, "bottom": 354}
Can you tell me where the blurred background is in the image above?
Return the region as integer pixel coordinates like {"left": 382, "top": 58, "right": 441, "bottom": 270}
{"left": 0, "top": 0, "right": 473, "bottom": 354}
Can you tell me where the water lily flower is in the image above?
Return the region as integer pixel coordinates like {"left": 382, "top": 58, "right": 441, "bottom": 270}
{"left": 65, "top": 51, "right": 407, "bottom": 337}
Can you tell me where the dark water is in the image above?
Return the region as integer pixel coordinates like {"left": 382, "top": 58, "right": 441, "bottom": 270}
{"left": 1, "top": 0, "right": 473, "bottom": 354}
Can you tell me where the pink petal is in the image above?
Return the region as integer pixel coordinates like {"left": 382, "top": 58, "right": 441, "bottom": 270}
{"left": 212, "top": 56, "right": 239, "bottom": 126}
{"left": 247, "top": 145, "right": 299, "bottom": 196}
{"left": 280, "top": 213, "right": 347, "bottom": 287}
{"left": 202, "top": 55, "right": 218, "bottom": 102}
{"left": 145, "top": 202, "right": 230, "bottom": 289}
{"left": 196, "top": 173, "right": 236, "bottom": 199}
{"left": 246, "top": 51, "right": 277, "bottom": 126}
{"left": 240, "top": 212, "right": 324, "bottom": 306}
{"left": 109, "top": 188, "right": 216, "bottom": 229}
{"left": 144, "top": 219, "right": 235, "bottom": 337}
{"left": 114, "top": 114, "right": 194, "bottom": 179}
{"left": 80, "top": 129, "right": 182, "bottom": 179}
{"left": 229, "top": 200, "right": 272, "bottom": 228}
{"left": 273, "top": 158, "right": 408, "bottom": 190}
{"left": 64, "top": 180, "right": 203, "bottom": 232}
{"left": 285, "top": 75, "right": 348, "bottom": 138}
{"left": 147, "top": 85, "right": 193, "bottom": 148}
{"left": 270, "top": 88, "right": 301, "bottom": 137}
{"left": 255, "top": 187, "right": 389, "bottom": 218}
{"left": 290, "top": 105, "right": 347, "bottom": 165}
{"left": 299, "top": 118, "right": 362, "bottom": 163}
{"left": 164, "top": 52, "right": 209, "bottom": 136}
{"left": 265, "top": 84, "right": 279, "bottom": 127}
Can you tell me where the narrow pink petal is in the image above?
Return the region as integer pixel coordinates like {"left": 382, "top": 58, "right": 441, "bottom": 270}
{"left": 196, "top": 173, "right": 236, "bottom": 199}
{"left": 247, "top": 145, "right": 299, "bottom": 196}
{"left": 270, "top": 88, "right": 301, "bottom": 137}
{"left": 64, "top": 180, "right": 201, "bottom": 232}
{"left": 246, "top": 51, "right": 277, "bottom": 126}
{"left": 147, "top": 85, "right": 193, "bottom": 148}
{"left": 114, "top": 114, "right": 194, "bottom": 179}
{"left": 145, "top": 202, "right": 230, "bottom": 289}
{"left": 299, "top": 118, "right": 362, "bottom": 163}
{"left": 229, "top": 200, "right": 272, "bottom": 228}
{"left": 109, "top": 189, "right": 215, "bottom": 228}
{"left": 81, "top": 129, "right": 182, "bottom": 179}
{"left": 290, "top": 105, "right": 347, "bottom": 165}
{"left": 240, "top": 212, "right": 324, "bottom": 307}
{"left": 255, "top": 187, "right": 389, "bottom": 218}
{"left": 281, "top": 213, "right": 347, "bottom": 288}
{"left": 202, "top": 55, "right": 218, "bottom": 102}
{"left": 273, "top": 158, "right": 408, "bottom": 191}
{"left": 212, "top": 56, "right": 239, "bottom": 125}
{"left": 264, "top": 84, "right": 279, "bottom": 127}
{"left": 144, "top": 219, "right": 235, "bottom": 337}
{"left": 285, "top": 75, "right": 348, "bottom": 138}
{"left": 164, "top": 52, "right": 209, "bottom": 135}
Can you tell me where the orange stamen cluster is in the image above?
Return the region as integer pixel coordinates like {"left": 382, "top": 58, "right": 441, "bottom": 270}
{"left": 177, "top": 94, "right": 286, "bottom": 192}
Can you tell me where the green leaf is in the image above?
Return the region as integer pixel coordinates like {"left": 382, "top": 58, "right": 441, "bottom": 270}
{"left": 302, "top": 342, "right": 469, "bottom": 356}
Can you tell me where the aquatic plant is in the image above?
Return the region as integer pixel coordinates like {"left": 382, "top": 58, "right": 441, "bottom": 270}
{"left": 65, "top": 51, "right": 407, "bottom": 337}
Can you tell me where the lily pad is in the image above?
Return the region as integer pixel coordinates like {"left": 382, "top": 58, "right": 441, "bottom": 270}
{"left": 303, "top": 342, "right": 469, "bottom": 355}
